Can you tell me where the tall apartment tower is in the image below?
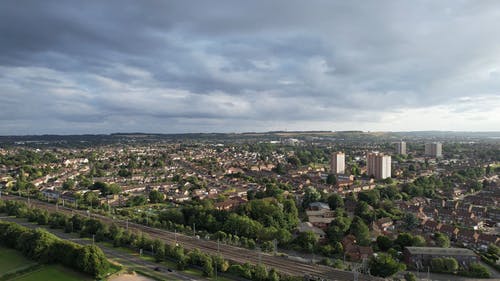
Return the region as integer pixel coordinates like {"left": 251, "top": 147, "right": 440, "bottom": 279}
{"left": 395, "top": 141, "right": 407, "bottom": 155}
{"left": 330, "top": 152, "right": 345, "bottom": 174}
{"left": 367, "top": 152, "right": 391, "bottom": 179}
{"left": 425, "top": 142, "right": 442, "bottom": 158}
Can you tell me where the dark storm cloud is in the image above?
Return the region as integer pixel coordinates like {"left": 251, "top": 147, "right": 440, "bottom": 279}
{"left": 1, "top": 0, "right": 499, "bottom": 134}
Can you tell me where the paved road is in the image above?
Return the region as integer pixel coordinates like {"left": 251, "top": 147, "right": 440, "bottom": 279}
{"left": 0, "top": 216, "right": 203, "bottom": 281}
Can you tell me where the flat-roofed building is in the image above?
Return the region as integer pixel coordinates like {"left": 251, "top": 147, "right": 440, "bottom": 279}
{"left": 395, "top": 141, "right": 407, "bottom": 155}
{"left": 367, "top": 152, "right": 391, "bottom": 179}
{"left": 425, "top": 142, "right": 442, "bottom": 158}
{"left": 330, "top": 152, "right": 345, "bottom": 174}
{"left": 404, "top": 247, "right": 478, "bottom": 269}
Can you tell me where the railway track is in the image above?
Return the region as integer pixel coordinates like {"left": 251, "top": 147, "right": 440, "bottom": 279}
{"left": 2, "top": 195, "right": 377, "bottom": 281}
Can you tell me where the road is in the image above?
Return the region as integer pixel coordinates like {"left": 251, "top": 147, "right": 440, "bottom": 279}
{"left": 0, "top": 216, "right": 202, "bottom": 281}
{"left": 1, "top": 195, "right": 379, "bottom": 281}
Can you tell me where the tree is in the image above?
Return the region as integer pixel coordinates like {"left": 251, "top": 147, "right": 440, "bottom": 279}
{"left": 376, "top": 235, "right": 393, "bottom": 252}
{"left": 294, "top": 231, "right": 318, "bottom": 252}
{"left": 403, "top": 213, "right": 419, "bottom": 231}
{"left": 326, "top": 174, "right": 337, "bottom": 185}
{"left": 268, "top": 268, "right": 280, "bottom": 281}
{"left": 404, "top": 272, "right": 417, "bottom": 281}
{"left": 431, "top": 258, "right": 444, "bottom": 272}
{"left": 349, "top": 216, "right": 370, "bottom": 246}
{"left": 261, "top": 241, "right": 275, "bottom": 253}
{"left": 76, "top": 245, "right": 109, "bottom": 278}
{"left": 202, "top": 256, "right": 214, "bottom": 277}
{"left": 466, "top": 262, "right": 490, "bottom": 278}
{"left": 358, "top": 189, "right": 380, "bottom": 206}
{"left": 83, "top": 191, "right": 99, "bottom": 207}
{"left": 127, "top": 195, "right": 147, "bottom": 206}
{"left": 253, "top": 264, "right": 268, "bottom": 281}
{"left": 487, "top": 243, "right": 500, "bottom": 258}
{"left": 92, "top": 181, "right": 107, "bottom": 191}
{"left": 287, "top": 156, "right": 301, "bottom": 167}
{"left": 354, "top": 201, "right": 375, "bottom": 223}
{"left": 394, "top": 233, "right": 418, "bottom": 250}
{"left": 327, "top": 215, "right": 351, "bottom": 243}
{"left": 273, "top": 163, "right": 286, "bottom": 175}
{"left": 149, "top": 190, "right": 164, "bottom": 204}
{"left": 327, "top": 194, "right": 344, "bottom": 210}
{"left": 434, "top": 232, "right": 450, "bottom": 248}
{"left": 442, "top": 257, "right": 458, "bottom": 272}
{"left": 302, "top": 187, "right": 321, "bottom": 209}
{"left": 412, "top": 235, "right": 426, "bottom": 247}
{"left": 369, "top": 253, "right": 406, "bottom": 278}
{"left": 62, "top": 179, "right": 75, "bottom": 190}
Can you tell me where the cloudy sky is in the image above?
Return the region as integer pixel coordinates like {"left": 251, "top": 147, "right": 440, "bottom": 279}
{"left": 1, "top": 1, "right": 499, "bottom": 135}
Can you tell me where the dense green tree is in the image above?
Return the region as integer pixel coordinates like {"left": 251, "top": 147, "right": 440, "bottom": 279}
{"left": 354, "top": 201, "right": 375, "bottom": 223}
{"left": 302, "top": 187, "right": 321, "bottom": 209}
{"left": 202, "top": 256, "right": 214, "bottom": 277}
{"left": 268, "top": 268, "right": 280, "bottom": 281}
{"left": 84, "top": 191, "right": 100, "bottom": 207}
{"left": 127, "top": 195, "right": 147, "bottom": 206}
{"left": 404, "top": 272, "right": 417, "bottom": 281}
{"left": 376, "top": 235, "right": 393, "bottom": 252}
{"left": 394, "top": 233, "right": 413, "bottom": 249}
{"left": 434, "top": 232, "right": 450, "bottom": 248}
{"left": 412, "top": 235, "right": 426, "bottom": 247}
{"left": 253, "top": 264, "right": 269, "bottom": 281}
{"left": 403, "top": 213, "right": 419, "bottom": 231}
{"left": 369, "top": 253, "right": 406, "bottom": 278}
{"left": 358, "top": 189, "right": 380, "bottom": 206}
{"left": 148, "top": 190, "right": 164, "bottom": 203}
{"left": 294, "top": 231, "right": 318, "bottom": 252}
{"left": 287, "top": 156, "right": 301, "bottom": 167}
{"left": 466, "top": 262, "right": 491, "bottom": 278}
{"left": 327, "top": 194, "right": 344, "bottom": 210}
{"left": 327, "top": 215, "right": 351, "bottom": 243}
{"left": 349, "top": 216, "right": 370, "bottom": 246}
{"left": 326, "top": 174, "right": 337, "bottom": 185}
{"left": 76, "top": 245, "right": 109, "bottom": 278}
{"left": 62, "top": 179, "right": 76, "bottom": 190}
{"left": 223, "top": 213, "right": 263, "bottom": 239}
{"left": 487, "top": 244, "right": 500, "bottom": 258}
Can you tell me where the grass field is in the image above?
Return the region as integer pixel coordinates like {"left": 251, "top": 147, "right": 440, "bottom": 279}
{"left": 0, "top": 247, "right": 36, "bottom": 274}
{"left": 0, "top": 246, "right": 92, "bottom": 281}
{"left": 12, "top": 264, "right": 93, "bottom": 281}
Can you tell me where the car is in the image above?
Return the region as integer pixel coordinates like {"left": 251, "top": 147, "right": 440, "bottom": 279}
{"left": 167, "top": 268, "right": 173, "bottom": 272}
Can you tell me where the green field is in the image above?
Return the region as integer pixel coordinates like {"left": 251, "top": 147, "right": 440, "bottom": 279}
{"left": 13, "top": 264, "right": 92, "bottom": 281}
{"left": 0, "top": 246, "right": 92, "bottom": 281}
{"left": 0, "top": 247, "right": 36, "bottom": 274}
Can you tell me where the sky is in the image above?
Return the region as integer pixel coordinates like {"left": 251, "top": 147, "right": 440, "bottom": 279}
{"left": 1, "top": 1, "right": 500, "bottom": 135}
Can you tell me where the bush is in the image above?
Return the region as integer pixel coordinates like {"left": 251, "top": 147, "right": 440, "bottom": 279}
{"left": 0, "top": 221, "right": 109, "bottom": 278}
{"left": 459, "top": 262, "right": 491, "bottom": 278}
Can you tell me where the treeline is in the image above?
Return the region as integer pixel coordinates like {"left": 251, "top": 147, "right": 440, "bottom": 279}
{"left": 118, "top": 197, "right": 299, "bottom": 247}
{"left": 0, "top": 200, "right": 301, "bottom": 281}
{"left": 0, "top": 221, "right": 109, "bottom": 278}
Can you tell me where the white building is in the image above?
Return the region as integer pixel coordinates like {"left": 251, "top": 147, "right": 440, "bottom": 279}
{"left": 367, "top": 152, "right": 391, "bottom": 180}
{"left": 330, "top": 152, "right": 345, "bottom": 174}
{"left": 425, "top": 142, "right": 442, "bottom": 158}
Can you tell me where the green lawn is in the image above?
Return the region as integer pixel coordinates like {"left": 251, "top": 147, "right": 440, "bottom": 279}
{"left": 0, "top": 247, "right": 36, "bottom": 274}
{"left": 12, "top": 264, "right": 93, "bottom": 281}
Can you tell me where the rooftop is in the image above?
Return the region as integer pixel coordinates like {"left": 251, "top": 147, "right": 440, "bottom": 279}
{"left": 405, "top": 247, "right": 476, "bottom": 256}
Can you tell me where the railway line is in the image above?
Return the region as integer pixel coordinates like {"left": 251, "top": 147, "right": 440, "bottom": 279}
{"left": 2, "top": 195, "right": 377, "bottom": 281}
